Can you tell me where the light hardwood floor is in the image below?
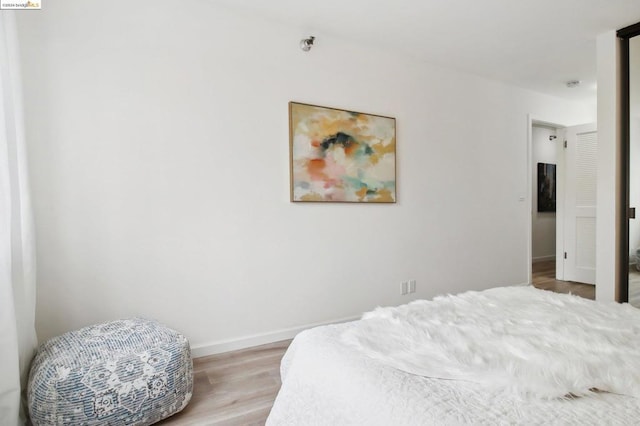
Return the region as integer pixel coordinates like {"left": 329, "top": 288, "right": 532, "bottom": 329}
{"left": 532, "top": 260, "right": 640, "bottom": 305}
{"left": 158, "top": 339, "right": 291, "bottom": 426}
{"left": 160, "top": 262, "right": 594, "bottom": 425}
{"left": 531, "top": 259, "right": 595, "bottom": 300}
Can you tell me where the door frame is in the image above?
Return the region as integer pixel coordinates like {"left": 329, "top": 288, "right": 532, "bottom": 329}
{"left": 616, "top": 22, "right": 640, "bottom": 303}
{"left": 527, "top": 115, "right": 567, "bottom": 283}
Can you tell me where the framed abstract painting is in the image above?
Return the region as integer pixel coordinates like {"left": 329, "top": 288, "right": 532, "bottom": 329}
{"left": 289, "top": 102, "right": 396, "bottom": 203}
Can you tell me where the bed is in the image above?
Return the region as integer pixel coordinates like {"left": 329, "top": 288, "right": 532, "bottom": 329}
{"left": 266, "top": 286, "right": 640, "bottom": 425}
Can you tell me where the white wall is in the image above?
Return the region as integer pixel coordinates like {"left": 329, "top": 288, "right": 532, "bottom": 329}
{"left": 531, "top": 125, "right": 557, "bottom": 261}
{"left": 16, "top": 0, "right": 596, "bottom": 353}
{"left": 596, "top": 30, "right": 621, "bottom": 302}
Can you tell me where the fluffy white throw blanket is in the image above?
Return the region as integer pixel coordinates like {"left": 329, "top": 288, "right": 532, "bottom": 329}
{"left": 343, "top": 286, "right": 640, "bottom": 399}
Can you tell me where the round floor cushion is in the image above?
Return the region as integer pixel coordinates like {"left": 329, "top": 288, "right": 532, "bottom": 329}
{"left": 28, "top": 318, "right": 193, "bottom": 425}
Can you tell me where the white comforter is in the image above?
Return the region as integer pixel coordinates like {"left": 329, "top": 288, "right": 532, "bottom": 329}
{"left": 344, "top": 286, "right": 640, "bottom": 399}
{"left": 267, "top": 287, "right": 640, "bottom": 425}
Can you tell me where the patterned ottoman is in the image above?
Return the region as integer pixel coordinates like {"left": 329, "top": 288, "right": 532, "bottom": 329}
{"left": 28, "top": 318, "right": 193, "bottom": 426}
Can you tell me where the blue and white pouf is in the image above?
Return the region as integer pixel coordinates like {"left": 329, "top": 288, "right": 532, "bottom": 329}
{"left": 28, "top": 318, "right": 193, "bottom": 425}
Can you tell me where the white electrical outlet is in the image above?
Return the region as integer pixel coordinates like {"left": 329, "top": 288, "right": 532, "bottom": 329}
{"left": 401, "top": 281, "right": 408, "bottom": 295}
{"left": 409, "top": 280, "right": 416, "bottom": 293}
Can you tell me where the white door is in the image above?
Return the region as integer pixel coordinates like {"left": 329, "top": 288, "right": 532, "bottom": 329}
{"left": 563, "top": 123, "right": 597, "bottom": 284}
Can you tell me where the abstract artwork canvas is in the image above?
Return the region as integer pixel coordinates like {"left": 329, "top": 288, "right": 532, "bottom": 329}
{"left": 289, "top": 102, "right": 396, "bottom": 203}
{"left": 537, "top": 162, "right": 556, "bottom": 212}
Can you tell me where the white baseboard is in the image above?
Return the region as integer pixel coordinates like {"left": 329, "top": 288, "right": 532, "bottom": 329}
{"left": 532, "top": 255, "right": 555, "bottom": 263}
{"left": 190, "top": 315, "right": 360, "bottom": 358}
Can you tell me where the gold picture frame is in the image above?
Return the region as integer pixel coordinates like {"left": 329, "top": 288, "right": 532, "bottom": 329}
{"left": 289, "top": 102, "right": 396, "bottom": 203}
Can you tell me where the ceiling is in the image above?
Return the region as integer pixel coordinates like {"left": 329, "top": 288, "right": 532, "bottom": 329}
{"left": 213, "top": 0, "right": 640, "bottom": 104}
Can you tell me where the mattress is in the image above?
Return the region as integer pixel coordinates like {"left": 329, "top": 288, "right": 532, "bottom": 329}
{"left": 267, "top": 289, "right": 640, "bottom": 425}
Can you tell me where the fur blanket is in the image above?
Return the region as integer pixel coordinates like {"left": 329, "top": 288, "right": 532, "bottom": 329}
{"left": 342, "top": 286, "right": 640, "bottom": 399}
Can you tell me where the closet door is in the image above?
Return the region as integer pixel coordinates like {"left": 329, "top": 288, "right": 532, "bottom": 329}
{"left": 627, "top": 34, "right": 640, "bottom": 306}
{"left": 563, "top": 124, "right": 597, "bottom": 285}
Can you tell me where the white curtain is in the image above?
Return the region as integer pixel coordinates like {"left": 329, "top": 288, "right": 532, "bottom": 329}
{"left": 0, "top": 12, "right": 37, "bottom": 426}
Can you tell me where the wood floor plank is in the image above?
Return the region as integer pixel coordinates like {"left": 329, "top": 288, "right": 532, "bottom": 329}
{"left": 531, "top": 260, "right": 594, "bottom": 300}
{"left": 158, "top": 339, "right": 289, "bottom": 426}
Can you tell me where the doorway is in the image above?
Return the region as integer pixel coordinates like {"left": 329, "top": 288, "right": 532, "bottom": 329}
{"left": 531, "top": 124, "right": 558, "bottom": 266}
{"left": 530, "top": 122, "right": 563, "bottom": 290}
{"left": 528, "top": 118, "right": 597, "bottom": 294}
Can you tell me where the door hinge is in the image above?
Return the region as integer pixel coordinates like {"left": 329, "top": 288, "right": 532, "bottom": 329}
{"left": 564, "top": 252, "right": 567, "bottom": 259}
{"left": 630, "top": 207, "right": 636, "bottom": 219}
{"left": 563, "top": 140, "right": 567, "bottom": 148}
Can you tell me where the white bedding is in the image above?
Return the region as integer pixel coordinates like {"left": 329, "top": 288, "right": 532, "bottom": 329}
{"left": 344, "top": 286, "right": 640, "bottom": 399}
{"left": 267, "top": 287, "right": 640, "bottom": 425}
